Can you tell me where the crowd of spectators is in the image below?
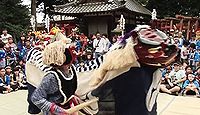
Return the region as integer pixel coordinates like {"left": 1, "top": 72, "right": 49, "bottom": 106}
{"left": 1, "top": 27, "right": 200, "bottom": 98}
{"left": 0, "top": 29, "right": 28, "bottom": 94}
{"left": 160, "top": 29, "right": 200, "bottom": 97}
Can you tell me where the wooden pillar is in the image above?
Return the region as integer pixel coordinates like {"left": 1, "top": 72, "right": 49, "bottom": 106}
{"left": 170, "top": 19, "right": 173, "bottom": 30}
{"left": 195, "top": 20, "right": 199, "bottom": 31}
{"left": 179, "top": 18, "right": 183, "bottom": 32}
{"left": 186, "top": 20, "right": 191, "bottom": 40}
{"left": 31, "top": 0, "right": 37, "bottom": 31}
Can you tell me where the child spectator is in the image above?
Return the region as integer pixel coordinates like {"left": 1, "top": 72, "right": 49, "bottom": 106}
{"left": 5, "top": 66, "right": 18, "bottom": 91}
{"left": 17, "top": 34, "right": 26, "bottom": 51}
{"left": 0, "top": 41, "right": 6, "bottom": 68}
{"left": 180, "top": 42, "right": 188, "bottom": 63}
{"left": 1, "top": 29, "right": 12, "bottom": 44}
{"left": 188, "top": 43, "right": 196, "bottom": 67}
{"left": 194, "top": 48, "right": 200, "bottom": 67}
{"left": 13, "top": 67, "right": 27, "bottom": 89}
{"left": 4, "top": 45, "right": 16, "bottom": 67}
{"left": 185, "top": 65, "right": 193, "bottom": 76}
{"left": 195, "top": 67, "right": 200, "bottom": 83}
{"left": 0, "top": 67, "right": 12, "bottom": 93}
{"left": 6, "top": 37, "right": 17, "bottom": 51}
{"left": 19, "top": 40, "right": 32, "bottom": 61}
{"left": 161, "top": 63, "right": 186, "bottom": 95}
{"left": 183, "top": 73, "right": 199, "bottom": 96}
{"left": 160, "top": 65, "right": 173, "bottom": 94}
{"left": 16, "top": 60, "right": 26, "bottom": 74}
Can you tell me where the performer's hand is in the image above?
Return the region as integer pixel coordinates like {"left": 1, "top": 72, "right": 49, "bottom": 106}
{"left": 169, "top": 82, "right": 174, "bottom": 87}
{"left": 173, "top": 81, "right": 178, "bottom": 85}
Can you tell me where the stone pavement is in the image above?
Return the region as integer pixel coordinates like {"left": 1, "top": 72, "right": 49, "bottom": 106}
{"left": 0, "top": 90, "right": 200, "bottom": 115}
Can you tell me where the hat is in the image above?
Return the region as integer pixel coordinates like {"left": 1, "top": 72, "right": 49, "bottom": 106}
{"left": 170, "top": 29, "right": 174, "bottom": 32}
{"left": 5, "top": 66, "right": 11, "bottom": 69}
{"left": 173, "top": 62, "right": 180, "bottom": 66}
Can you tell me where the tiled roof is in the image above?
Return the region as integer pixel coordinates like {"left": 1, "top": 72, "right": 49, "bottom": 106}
{"left": 125, "top": 0, "right": 151, "bottom": 15}
{"left": 54, "top": 0, "right": 151, "bottom": 15}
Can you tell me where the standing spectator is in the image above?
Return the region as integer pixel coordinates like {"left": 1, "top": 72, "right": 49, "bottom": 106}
{"left": 86, "top": 34, "right": 94, "bottom": 51}
{"left": 180, "top": 42, "right": 188, "bottom": 63}
{"left": 178, "top": 31, "right": 184, "bottom": 48}
{"left": 93, "top": 33, "right": 105, "bottom": 58}
{"left": 188, "top": 43, "right": 196, "bottom": 67}
{"left": 1, "top": 29, "right": 12, "bottom": 44}
{"left": 196, "top": 39, "right": 200, "bottom": 50}
{"left": 102, "top": 34, "right": 111, "bottom": 53}
{"left": 0, "top": 41, "right": 6, "bottom": 68}
{"left": 182, "top": 73, "right": 199, "bottom": 96}
{"left": 194, "top": 48, "right": 200, "bottom": 67}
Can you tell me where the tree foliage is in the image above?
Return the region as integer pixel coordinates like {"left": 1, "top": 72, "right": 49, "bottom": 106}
{"left": 146, "top": 0, "right": 200, "bottom": 18}
{"left": 0, "top": 0, "right": 30, "bottom": 40}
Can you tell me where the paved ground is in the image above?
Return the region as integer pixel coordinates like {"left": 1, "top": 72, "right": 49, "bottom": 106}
{"left": 0, "top": 90, "right": 200, "bottom": 115}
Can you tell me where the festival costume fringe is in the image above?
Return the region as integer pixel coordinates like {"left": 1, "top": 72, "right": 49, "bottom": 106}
{"left": 42, "top": 41, "right": 66, "bottom": 66}
{"left": 90, "top": 38, "right": 140, "bottom": 86}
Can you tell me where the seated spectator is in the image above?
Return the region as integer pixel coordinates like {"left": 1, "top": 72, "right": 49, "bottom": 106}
{"left": 160, "top": 63, "right": 186, "bottom": 95}
{"left": 5, "top": 66, "right": 18, "bottom": 91}
{"left": 85, "top": 50, "right": 93, "bottom": 63}
{"left": 1, "top": 29, "right": 12, "bottom": 44}
{"left": 0, "top": 67, "right": 12, "bottom": 93}
{"left": 160, "top": 65, "right": 173, "bottom": 94}
{"left": 13, "top": 67, "right": 27, "bottom": 89}
{"left": 17, "top": 34, "right": 26, "bottom": 51}
{"left": 4, "top": 45, "right": 16, "bottom": 67}
{"left": 185, "top": 65, "right": 193, "bottom": 76}
{"left": 195, "top": 67, "right": 200, "bottom": 83}
{"left": 6, "top": 37, "right": 17, "bottom": 51}
{"left": 182, "top": 73, "right": 199, "bottom": 96}
{"left": 0, "top": 41, "right": 6, "bottom": 68}
{"left": 16, "top": 60, "right": 25, "bottom": 75}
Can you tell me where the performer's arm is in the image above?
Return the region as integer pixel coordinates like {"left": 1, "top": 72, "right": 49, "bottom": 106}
{"left": 31, "top": 73, "right": 67, "bottom": 115}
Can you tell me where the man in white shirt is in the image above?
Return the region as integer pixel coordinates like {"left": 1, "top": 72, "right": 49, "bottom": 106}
{"left": 93, "top": 33, "right": 105, "bottom": 58}
{"left": 1, "top": 29, "right": 12, "bottom": 44}
{"left": 102, "top": 34, "right": 111, "bottom": 53}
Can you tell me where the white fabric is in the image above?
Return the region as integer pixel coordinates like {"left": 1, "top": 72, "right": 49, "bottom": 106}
{"left": 146, "top": 69, "right": 161, "bottom": 111}
{"left": 180, "top": 46, "right": 188, "bottom": 59}
{"left": 1, "top": 34, "right": 12, "bottom": 43}
{"left": 26, "top": 61, "right": 46, "bottom": 87}
{"left": 93, "top": 38, "right": 106, "bottom": 53}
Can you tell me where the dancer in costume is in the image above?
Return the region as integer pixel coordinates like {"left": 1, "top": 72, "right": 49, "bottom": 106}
{"left": 31, "top": 40, "right": 77, "bottom": 114}
{"left": 27, "top": 28, "right": 97, "bottom": 115}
